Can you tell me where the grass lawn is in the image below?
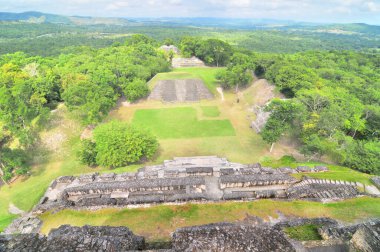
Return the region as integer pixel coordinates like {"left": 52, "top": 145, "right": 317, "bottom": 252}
{"left": 132, "top": 107, "right": 235, "bottom": 139}
{"left": 39, "top": 197, "right": 380, "bottom": 241}
{"left": 201, "top": 106, "right": 221, "bottom": 117}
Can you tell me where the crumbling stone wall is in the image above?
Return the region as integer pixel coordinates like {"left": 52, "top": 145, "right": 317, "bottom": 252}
{"left": 172, "top": 222, "right": 296, "bottom": 252}
{"left": 0, "top": 225, "right": 145, "bottom": 252}
{"left": 31, "top": 157, "right": 362, "bottom": 214}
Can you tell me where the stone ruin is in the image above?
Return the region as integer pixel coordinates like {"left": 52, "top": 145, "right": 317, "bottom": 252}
{"left": 2, "top": 218, "right": 380, "bottom": 251}
{"left": 172, "top": 56, "right": 205, "bottom": 68}
{"left": 172, "top": 222, "right": 295, "bottom": 252}
{"left": 148, "top": 79, "right": 213, "bottom": 102}
{"left": 31, "top": 156, "right": 361, "bottom": 214}
{"left": 159, "top": 45, "right": 180, "bottom": 54}
{"left": 0, "top": 225, "right": 145, "bottom": 252}
{"left": 371, "top": 176, "right": 380, "bottom": 189}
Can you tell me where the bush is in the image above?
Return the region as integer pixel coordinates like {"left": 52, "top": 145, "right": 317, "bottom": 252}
{"left": 123, "top": 79, "right": 149, "bottom": 102}
{"left": 344, "top": 140, "right": 380, "bottom": 174}
{"left": 78, "top": 140, "right": 97, "bottom": 167}
{"left": 0, "top": 148, "right": 29, "bottom": 181}
{"left": 93, "top": 121, "right": 158, "bottom": 167}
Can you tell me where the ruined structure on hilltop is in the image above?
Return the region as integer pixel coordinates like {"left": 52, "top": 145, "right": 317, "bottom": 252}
{"left": 33, "top": 156, "right": 360, "bottom": 213}
{"left": 160, "top": 45, "right": 180, "bottom": 54}
{"left": 172, "top": 56, "right": 205, "bottom": 68}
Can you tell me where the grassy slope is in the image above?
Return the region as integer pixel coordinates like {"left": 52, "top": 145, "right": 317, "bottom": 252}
{"left": 39, "top": 197, "right": 380, "bottom": 241}
{"left": 132, "top": 107, "right": 235, "bottom": 139}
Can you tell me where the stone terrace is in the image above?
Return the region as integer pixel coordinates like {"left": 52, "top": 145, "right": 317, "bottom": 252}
{"left": 32, "top": 156, "right": 362, "bottom": 213}
{"left": 172, "top": 56, "right": 205, "bottom": 68}
{"left": 149, "top": 79, "right": 213, "bottom": 103}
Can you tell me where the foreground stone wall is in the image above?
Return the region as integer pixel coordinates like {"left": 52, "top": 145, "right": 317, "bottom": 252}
{"left": 0, "top": 225, "right": 145, "bottom": 252}
{"left": 172, "top": 222, "right": 295, "bottom": 252}
{"left": 2, "top": 219, "right": 380, "bottom": 251}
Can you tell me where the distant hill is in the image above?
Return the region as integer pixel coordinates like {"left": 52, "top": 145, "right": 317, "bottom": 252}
{"left": 0, "top": 11, "right": 379, "bottom": 36}
{"left": 0, "top": 11, "right": 71, "bottom": 24}
{"left": 0, "top": 11, "right": 132, "bottom": 26}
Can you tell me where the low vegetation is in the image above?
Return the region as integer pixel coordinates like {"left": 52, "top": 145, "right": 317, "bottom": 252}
{"left": 284, "top": 224, "right": 322, "bottom": 241}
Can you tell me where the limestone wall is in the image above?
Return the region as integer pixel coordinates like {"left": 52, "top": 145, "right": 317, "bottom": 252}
{"left": 32, "top": 157, "right": 362, "bottom": 212}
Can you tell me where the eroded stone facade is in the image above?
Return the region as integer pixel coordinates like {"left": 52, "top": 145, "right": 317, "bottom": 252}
{"left": 33, "top": 156, "right": 359, "bottom": 213}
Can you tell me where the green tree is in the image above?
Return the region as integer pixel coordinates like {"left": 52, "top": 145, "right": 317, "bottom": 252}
{"left": 62, "top": 81, "right": 117, "bottom": 124}
{"left": 0, "top": 148, "right": 28, "bottom": 181}
{"left": 179, "top": 36, "right": 199, "bottom": 57}
{"left": 261, "top": 99, "right": 301, "bottom": 152}
{"left": 123, "top": 79, "right": 149, "bottom": 102}
{"left": 196, "top": 39, "right": 232, "bottom": 67}
{"left": 93, "top": 121, "right": 158, "bottom": 167}
{"left": 344, "top": 140, "right": 380, "bottom": 174}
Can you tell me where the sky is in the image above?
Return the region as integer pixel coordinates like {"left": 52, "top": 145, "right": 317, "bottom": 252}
{"left": 1, "top": 0, "right": 380, "bottom": 24}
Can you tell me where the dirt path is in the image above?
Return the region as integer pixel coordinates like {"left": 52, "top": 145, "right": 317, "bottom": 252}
{"left": 216, "top": 87, "right": 224, "bottom": 101}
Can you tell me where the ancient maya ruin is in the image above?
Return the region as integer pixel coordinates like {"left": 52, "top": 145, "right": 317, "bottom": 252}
{"left": 172, "top": 56, "right": 205, "bottom": 68}
{"left": 3, "top": 156, "right": 380, "bottom": 252}
{"left": 149, "top": 79, "right": 213, "bottom": 102}
{"left": 29, "top": 156, "right": 362, "bottom": 213}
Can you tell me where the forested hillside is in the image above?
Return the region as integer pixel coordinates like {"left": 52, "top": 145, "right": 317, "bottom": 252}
{"left": 255, "top": 51, "right": 380, "bottom": 174}
{"left": 0, "top": 18, "right": 379, "bottom": 56}
{"left": 0, "top": 35, "right": 169, "bottom": 180}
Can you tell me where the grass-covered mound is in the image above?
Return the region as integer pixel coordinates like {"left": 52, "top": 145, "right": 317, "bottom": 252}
{"left": 132, "top": 107, "right": 235, "bottom": 139}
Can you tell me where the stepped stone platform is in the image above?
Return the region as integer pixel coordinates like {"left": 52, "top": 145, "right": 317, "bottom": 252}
{"left": 172, "top": 56, "right": 205, "bottom": 68}
{"left": 149, "top": 79, "right": 213, "bottom": 102}
{"left": 30, "top": 157, "right": 361, "bottom": 214}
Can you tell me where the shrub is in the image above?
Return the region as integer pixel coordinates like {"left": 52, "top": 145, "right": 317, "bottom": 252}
{"left": 0, "top": 148, "right": 29, "bottom": 181}
{"left": 78, "top": 140, "right": 97, "bottom": 167}
{"left": 123, "top": 79, "right": 149, "bottom": 102}
{"left": 93, "top": 121, "right": 158, "bottom": 167}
